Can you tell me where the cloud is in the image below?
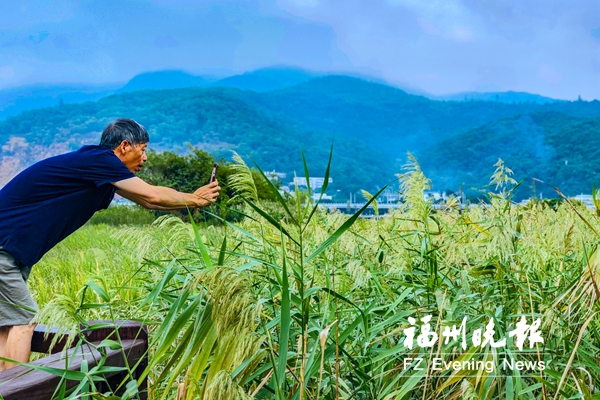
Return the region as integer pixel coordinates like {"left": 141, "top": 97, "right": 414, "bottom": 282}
{"left": 417, "top": 18, "right": 441, "bottom": 35}
{"left": 52, "top": 34, "right": 70, "bottom": 49}
{"left": 267, "top": 0, "right": 599, "bottom": 98}
{"left": 475, "top": 83, "right": 502, "bottom": 92}
{"left": 592, "top": 26, "right": 600, "bottom": 41}
{"left": 444, "top": 26, "right": 474, "bottom": 42}
{"left": 0, "top": 0, "right": 351, "bottom": 88}
{"left": 389, "top": 0, "right": 476, "bottom": 42}
{"left": 0, "top": 1, "right": 78, "bottom": 30}
{"left": 28, "top": 30, "right": 49, "bottom": 44}
{"left": 387, "top": 0, "right": 469, "bottom": 24}
{"left": 414, "top": 72, "right": 439, "bottom": 81}
{"left": 0, "top": 66, "right": 15, "bottom": 80}
{"left": 0, "top": 0, "right": 598, "bottom": 99}
{"left": 154, "top": 35, "right": 179, "bottom": 48}
{"left": 287, "top": 0, "right": 319, "bottom": 7}
{"left": 475, "top": 65, "right": 517, "bottom": 89}
{"left": 537, "top": 63, "right": 563, "bottom": 85}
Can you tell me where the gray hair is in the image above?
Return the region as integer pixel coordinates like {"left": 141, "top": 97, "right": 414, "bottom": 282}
{"left": 99, "top": 118, "right": 150, "bottom": 149}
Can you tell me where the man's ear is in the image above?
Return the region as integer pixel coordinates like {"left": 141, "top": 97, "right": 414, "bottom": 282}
{"left": 116, "top": 140, "right": 130, "bottom": 155}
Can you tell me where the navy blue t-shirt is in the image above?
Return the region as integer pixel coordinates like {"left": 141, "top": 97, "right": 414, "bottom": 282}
{"left": 0, "top": 145, "right": 135, "bottom": 267}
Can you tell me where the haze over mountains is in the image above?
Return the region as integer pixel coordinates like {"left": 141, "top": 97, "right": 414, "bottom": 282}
{"left": 0, "top": 67, "right": 570, "bottom": 121}
{"left": 1, "top": 67, "right": 599, "bottom": 200}
{"left": 0, "top": 68, "right": 317, "bottom": 120}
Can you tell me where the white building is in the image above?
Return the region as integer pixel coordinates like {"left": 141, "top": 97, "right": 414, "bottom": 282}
{"left": 279, "top": 185, "right": 292, "bottom": 194}
{"left": 381, "top": 189, "right": 401, "bottom": 203}
{"left": 292, "top": 177, "right": 333, "bottom": 190}
{"left": 311, "top": 193, "right": 332, "bottom": 201}
{"left": 424, "top": 191, "right": 446, "bottom": 202}
{"left": 573, "top": 194, "right": 595, "bottom": 208}
{"left": 266, "top": 171, "right": 287, "bottom": 181}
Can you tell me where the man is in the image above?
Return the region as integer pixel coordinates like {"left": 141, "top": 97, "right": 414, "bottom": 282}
{"left": 0, "top": 118, "right": 220, "bottom": 371}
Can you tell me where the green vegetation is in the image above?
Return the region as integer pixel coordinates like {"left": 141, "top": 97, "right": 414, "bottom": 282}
{"left": 88, "top": 205, "right": 156, "bottom": 226}
{"left": 28, "top": 155, "right": 600, "bottom": 399}
{"left": 137, "top": 146, "right": 281, "bottom": 204}
{"left": 136, "top": 146, "right": 285, "bottom": 222}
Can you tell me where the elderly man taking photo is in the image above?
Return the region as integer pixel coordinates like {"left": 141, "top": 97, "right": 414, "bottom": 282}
{"left": 0, "top": 118, "right": 220, "bottom": 370}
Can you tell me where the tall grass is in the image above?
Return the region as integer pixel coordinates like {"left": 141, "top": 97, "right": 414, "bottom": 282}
{"left": 27, "top": 153, "right": 600, "bottom": 399}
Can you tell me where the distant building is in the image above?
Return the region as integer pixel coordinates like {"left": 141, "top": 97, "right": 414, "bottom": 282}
{"left": 279, "top": 185, "right": 296, "bottom": 197}
{"left": 381, "top": 189, "right": 401, "bottom": 203}
{"left": 424, "top": 191, "right": 446, "bottom": 202}
{"left": 311, "top": 193, "right": 332, "bottom": 201}
{"left": 266, "top": 171, "right": 287, "bottom": 180}
{"left": 573, "top": 194, "right": 595, "bottom": 208}
{"left": 292, "top": 177, "right": 333, "bottom": 190}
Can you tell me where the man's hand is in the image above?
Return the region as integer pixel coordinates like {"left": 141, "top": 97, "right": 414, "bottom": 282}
{"left": 194, "top": 180, "right": 221, "bottom": 207}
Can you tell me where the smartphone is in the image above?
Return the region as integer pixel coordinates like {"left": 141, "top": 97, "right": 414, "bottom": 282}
{"left": 210, "top": 163, "right": 218, "bottom": 183}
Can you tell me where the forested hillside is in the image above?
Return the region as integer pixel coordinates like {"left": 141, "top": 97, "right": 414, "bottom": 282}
{"left": 246, "top": 76, "right": 600, "bottom": 159}
{"left": 0, "top": 87, "right": 390, "bottom": 195}
{"left": 420, "top": 112, "right": 600, "bottom": 198}
{"left": 1, "top": 74, "right": 599, "bottom": 199}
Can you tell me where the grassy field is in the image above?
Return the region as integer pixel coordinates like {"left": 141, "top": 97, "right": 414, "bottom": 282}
{"left": 29, "top": 159, "right": 600, "bottom": 399}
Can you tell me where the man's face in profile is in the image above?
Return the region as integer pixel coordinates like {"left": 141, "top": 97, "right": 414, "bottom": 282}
{"left": 117, "top": 141, "right": 148, "bottom": 173}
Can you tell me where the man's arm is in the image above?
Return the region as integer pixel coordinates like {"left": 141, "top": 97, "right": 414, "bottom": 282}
{"left": 112, "top": 177, "right": 220, "bottom": 210}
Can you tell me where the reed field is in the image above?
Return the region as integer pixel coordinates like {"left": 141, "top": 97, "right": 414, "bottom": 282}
{"left": 28, "top": 156, "right": 600, "bottom": 399}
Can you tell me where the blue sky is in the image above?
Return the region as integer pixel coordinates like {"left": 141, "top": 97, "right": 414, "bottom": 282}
{"left": 1, "top": 0, "right": 599, "bottom": 100}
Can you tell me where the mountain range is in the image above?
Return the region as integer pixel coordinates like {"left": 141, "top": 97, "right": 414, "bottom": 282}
{"left": 0, "top": 68, "right": 317, "bottom": 120}
{"left": 1, "top": 67, "right": 599, "bottom": 200}
{"left": 0, "top": 67, "right": 569, "bottom": 121}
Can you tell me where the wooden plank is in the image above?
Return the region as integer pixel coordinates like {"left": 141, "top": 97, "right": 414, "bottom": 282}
{"left": 0, "top": 339, "right": 146, "bottom": 400}
{"left": 31, "top": 320, "right": 148, "bottom": 354}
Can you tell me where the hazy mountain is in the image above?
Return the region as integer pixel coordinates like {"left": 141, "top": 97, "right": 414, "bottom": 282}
{"left": 221, "top": 67, "right": 428, "bottom": 96}
{"left": 0, "top": 70, "right": 215, "bottom": 121}
{"left": 0, "top": 83, "right": 120, "bottom": 120}
{"left": 0, "top": 67, "right": 568, "bottom": 122}
{"left": 117, "top": 70, "right": 212, "bottom": 92}
{"left": 0, "top": 67, "right": 321, "bottom": 120}
{"left": 213, "top": 67, "right": 320, "bottom": 92}
{"left": 0, "top": 70, "right": 213, "bottom": 121}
